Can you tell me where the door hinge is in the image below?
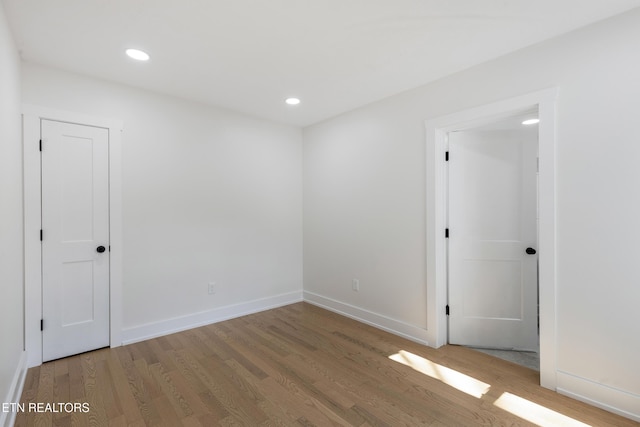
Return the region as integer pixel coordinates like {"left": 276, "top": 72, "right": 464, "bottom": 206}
{"left": 40, "top": 229, "right": 43, "bottom": 241}
{"left": 445, "top": 305, "right": 450, "bottom": 316}
{"left": 40, "top": 319, "right": 44, "bottom": 331}
{"left": 445, "top": 228, "right": 449, "bottom": 238}
{"left": 39, "top": 139, "right": 42, "bottom": 151}
{"left": 445, "top": 151, "right": 449, "bottom": 161}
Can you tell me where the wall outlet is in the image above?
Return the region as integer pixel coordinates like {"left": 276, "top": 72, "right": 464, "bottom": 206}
{"left": 352, "top": 279, "right": 360, "bottom": 292}
{"left": 208, "top": 282, "right": 216, "bottom": 295}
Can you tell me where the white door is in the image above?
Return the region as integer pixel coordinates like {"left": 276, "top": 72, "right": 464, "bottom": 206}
{"left": 41, "top": 119, "right": 110, "bottom": 362}
{"left": 448, "top": 129, "right": 538, "bottom": 351}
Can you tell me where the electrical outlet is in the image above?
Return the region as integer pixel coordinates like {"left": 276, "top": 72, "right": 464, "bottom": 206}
{"left": 208, "top": 282, "right": 216, "bottom": 295}
{"left": 352, "top": 279, "right": 360, "bottom": 292}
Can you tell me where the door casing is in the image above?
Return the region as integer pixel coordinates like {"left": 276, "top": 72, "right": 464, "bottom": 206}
{"left": 424, "top": 88, "right": 558, "bottom": 390}
{"left": 23, "top": 105, "right": 123, "bottom": 368}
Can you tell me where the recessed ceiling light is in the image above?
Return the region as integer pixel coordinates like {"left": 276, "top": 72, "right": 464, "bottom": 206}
{"left": 522, "top": 118, "right": 540, "bottom": 125}
{"left": 125, "top": 48, "right": 150, "bottom": 61}
{"left": 285, "top": 97, "right": 301, "bottom": 105}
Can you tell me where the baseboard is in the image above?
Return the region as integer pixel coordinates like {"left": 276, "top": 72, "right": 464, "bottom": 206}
{"left": 0, "top": 351, "right": 28, "bottom": 427}
{"left": 557, "top": 370, "right": 640, "bottom": 422}
{"left": 121, "top": 291, "right": 303, "bottom": 345}
{"left": 303, "top": 291, "right": 430, "bottom": 346}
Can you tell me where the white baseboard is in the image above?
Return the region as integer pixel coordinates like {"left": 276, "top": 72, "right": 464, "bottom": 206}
{"left": 0, "top": 351, "right": 28, "bottom": 427}
{"left": 557, "top": 370, "right": 640, "bottom": 422}
{"left": 302, "top": 291, "right": 430, "bottom": 346}
{"left": 121, "top": 291, "right": 303, "bottom": 345}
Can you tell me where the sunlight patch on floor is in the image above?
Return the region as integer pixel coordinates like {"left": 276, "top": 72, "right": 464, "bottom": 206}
{"left": 388, "top": 350, "right": 491, "bottom": 398}
{"left": 494, "top": 392, "right": 591, "bottom": 427}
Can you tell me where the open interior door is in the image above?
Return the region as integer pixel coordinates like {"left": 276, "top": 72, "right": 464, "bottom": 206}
{"left": 448, "top": 128, "right": 538, "bottom": 351}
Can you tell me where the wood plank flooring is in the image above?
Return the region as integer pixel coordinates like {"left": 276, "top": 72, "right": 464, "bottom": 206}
{"left": 14, "top": 302, "right": 639, "bottom": 426}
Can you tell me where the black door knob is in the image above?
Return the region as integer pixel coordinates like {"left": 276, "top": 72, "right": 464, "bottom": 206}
{"left": 526, "top": 247, "right": 536, "bottom": 255}
{"left": 96, "top": 246, "right": 106, "bottom": 253}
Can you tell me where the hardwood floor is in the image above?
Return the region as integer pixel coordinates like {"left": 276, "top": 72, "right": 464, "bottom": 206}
{"left": 14, "top": 302, "right": 638, "bottom": 426}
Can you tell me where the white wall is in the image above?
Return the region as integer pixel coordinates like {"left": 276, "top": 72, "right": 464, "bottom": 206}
{"left": 0, "top": 2, "right": 25, "bottom": 425}
{"left": 303, "top": 8, "right": 640, "bottom": 420}
{"left": 22, "top": 64, "right": 303, "bottom": 340}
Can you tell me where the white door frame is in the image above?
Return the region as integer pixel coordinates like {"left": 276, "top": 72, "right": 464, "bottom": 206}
{"left": 23, "top": 105, "right": 123, "bottom": 367}
{"left": 425, "top": 88, "right": 558, "bottom": 390}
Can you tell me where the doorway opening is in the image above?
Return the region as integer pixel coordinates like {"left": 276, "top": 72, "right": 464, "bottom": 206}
{"left": 424, "top": 88, "right": 557, "bottom": 389}
{"left": 446, "top": 109, "right": 540, "bottom": 370}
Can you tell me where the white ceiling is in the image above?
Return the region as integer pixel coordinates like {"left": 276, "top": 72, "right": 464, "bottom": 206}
{"left": 3, "top": 1, "right": 640, "bottom": 127}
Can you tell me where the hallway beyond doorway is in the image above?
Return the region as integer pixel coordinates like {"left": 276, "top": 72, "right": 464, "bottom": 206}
{"left": 472, "top": 346, "right": 540, "bottom": 371}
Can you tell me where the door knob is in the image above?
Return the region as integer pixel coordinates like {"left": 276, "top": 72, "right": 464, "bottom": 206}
{"left": 96, "top": 246, "right": 106, "bottom": 253}
{"left": 526, "top": 247, "right": 536, "bottom": 255}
